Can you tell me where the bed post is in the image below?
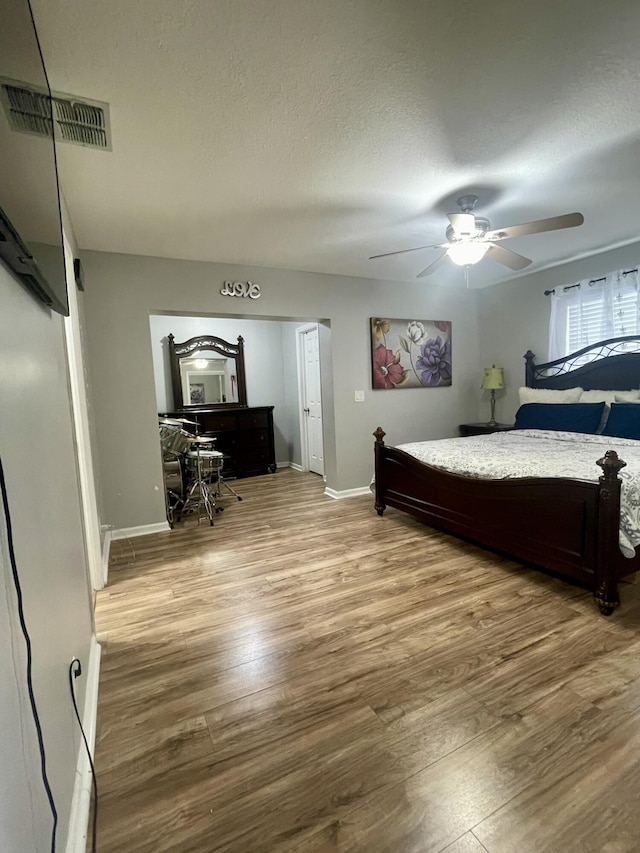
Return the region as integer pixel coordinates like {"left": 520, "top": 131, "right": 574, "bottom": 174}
{"left": 373, "top": 427, "right": 386, "bottom": 516}
{"left": 523, "top": 350, "right": 536, "bottom": 388}
{"left": 595, "top": 450, "right": 627, "bottom": 615}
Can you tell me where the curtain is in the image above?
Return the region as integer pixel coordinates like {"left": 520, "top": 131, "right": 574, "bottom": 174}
{"left": 548, "top": 267, "right": 640, "bottom": 361}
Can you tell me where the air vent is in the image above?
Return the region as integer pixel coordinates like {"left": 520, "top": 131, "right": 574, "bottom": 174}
{"left": 0, "top": 77, "right": 111, "bottom": 150}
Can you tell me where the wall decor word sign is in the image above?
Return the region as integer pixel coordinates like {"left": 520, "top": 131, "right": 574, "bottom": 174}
{"left": 221, "top": 280, "right": 261, "bottom": 299}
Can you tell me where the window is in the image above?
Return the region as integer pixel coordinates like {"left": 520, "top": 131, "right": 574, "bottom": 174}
{"left": 549, "top": 268, "right": 640, "bottom": 363}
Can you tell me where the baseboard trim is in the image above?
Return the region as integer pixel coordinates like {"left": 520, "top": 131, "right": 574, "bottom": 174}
{"left": 65, "top": 635, "right": 101, "bottom": 853}
{"left": 288, "top": 462, "right": 303, "bottom": 472}
{"left": 324, "top": 486, "right": 372, "bottom": 500}
{"left": 111, "top": 521, "right": 170, "bottom": 540}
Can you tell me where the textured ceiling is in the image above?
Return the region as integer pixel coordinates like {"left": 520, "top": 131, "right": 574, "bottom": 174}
{"left": 29, "top": 0, "right": 640, "bottom": 287}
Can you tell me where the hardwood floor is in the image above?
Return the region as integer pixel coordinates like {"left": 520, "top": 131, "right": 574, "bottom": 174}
{"left": 92, "top": 468, "right": 640, "bottom": 852}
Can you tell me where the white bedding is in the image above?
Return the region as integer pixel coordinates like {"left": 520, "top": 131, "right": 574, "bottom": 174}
{"left": 397, "top": 429, "right": 640, "bottom": 558}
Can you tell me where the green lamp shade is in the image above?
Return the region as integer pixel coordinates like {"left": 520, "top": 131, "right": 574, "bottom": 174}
{"left": 482, "top": 366, "right": 504, "bottom": 390}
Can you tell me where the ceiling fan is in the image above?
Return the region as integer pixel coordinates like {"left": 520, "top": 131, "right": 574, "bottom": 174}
{"left": 370, "top": 195, "right": 584, "bottom": 278}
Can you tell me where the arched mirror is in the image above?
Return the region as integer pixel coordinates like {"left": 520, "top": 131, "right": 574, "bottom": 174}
{"left": 168, "top": 333, "right": 248, "bottom": 409}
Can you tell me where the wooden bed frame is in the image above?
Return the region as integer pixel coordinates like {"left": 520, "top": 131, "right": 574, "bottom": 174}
{"left": 374, "top": 335, "right": 640, "bottom": 615}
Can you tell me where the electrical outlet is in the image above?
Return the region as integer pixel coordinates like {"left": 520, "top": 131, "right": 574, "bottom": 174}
{"left": 354, "top": 390, "right": 365, "bottom": 402}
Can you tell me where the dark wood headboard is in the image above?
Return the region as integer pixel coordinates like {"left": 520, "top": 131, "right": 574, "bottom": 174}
{"left": 524, "top": 335, "right": 640, "bottom": 391}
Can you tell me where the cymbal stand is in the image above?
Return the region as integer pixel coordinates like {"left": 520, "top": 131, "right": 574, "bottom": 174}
{"left": 211, "top": 461, "right": 243, "bottom": 503}
{"left": 164, "top": 483, "right": 183, "bottom": 529}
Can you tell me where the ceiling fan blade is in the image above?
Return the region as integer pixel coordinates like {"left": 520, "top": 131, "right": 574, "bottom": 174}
{"left": 485, "top": 212, "right": 584, "bottom": 241}
{"left": 417, "top": 253, "right": 447, "bottom": 278}
{"left": 369, "top": 243, "right": 438, "bottom": 260}
{"left": 485, "top": 243, "right": 532, "bottom": 270}
{"left": 447, "top": 213, "right": 476, "bottom": 236}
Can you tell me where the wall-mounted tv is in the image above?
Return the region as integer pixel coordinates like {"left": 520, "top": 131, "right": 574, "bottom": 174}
{"left": 0, "top": 0, "right": 68, "bottom": 316}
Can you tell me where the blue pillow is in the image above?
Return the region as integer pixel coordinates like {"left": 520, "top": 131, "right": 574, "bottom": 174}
{"left": 601, "top": 403, "right": 640, "bottom": 439}
{"left": 514, "top": 402, "right": 605, "bottom": 434}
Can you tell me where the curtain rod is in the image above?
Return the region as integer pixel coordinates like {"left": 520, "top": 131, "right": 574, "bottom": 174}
{"left": 544, "top": 267, "right": 638, "bottom": 296}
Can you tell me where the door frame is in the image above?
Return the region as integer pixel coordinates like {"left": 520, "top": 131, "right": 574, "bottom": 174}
{"left": 63, "top": 239, "right": 104, "bottom": 591}
{"left": 295, "top": 323, "right": 324, "bottom": 475}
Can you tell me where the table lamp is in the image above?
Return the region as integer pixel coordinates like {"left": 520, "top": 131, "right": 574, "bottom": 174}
{"left": 482, "top": 365, "right": 504, "bottom": 426}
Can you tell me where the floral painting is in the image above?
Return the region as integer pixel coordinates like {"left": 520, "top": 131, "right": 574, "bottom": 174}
{"left": 371, "top": 318, "right": 452, "bottom": 389}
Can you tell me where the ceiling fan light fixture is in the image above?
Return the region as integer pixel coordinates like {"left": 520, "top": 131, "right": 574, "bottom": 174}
{"left": 446, "top": 242, "right": 489, "bottom": 266}
{"left": 369, "top": 196, "right": 584, "bottom": 278}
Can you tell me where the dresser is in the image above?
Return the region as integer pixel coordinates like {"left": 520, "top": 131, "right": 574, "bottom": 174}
{"left": 164, "top": 406, "right": 276, "bottom": 478}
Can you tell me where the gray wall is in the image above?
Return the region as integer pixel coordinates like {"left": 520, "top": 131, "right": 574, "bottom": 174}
{"left": 81, "top": 250, "right": 481, "bottom": 529}
{"left": 273, "top": 320, "right": 319, "bottom": 469}
{"left": 478, "top": 243, "right": 640, "bottom": 424}
{"left": 0, "top": 262, "right": 93, "bottom": 851}
{"left": 282, "top": 321, "right": 304, "bottom": 467}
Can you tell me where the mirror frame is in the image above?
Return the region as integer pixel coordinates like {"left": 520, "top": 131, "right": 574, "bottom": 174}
{"left": 168, "top": 333, "right": 248, "bottom": 409}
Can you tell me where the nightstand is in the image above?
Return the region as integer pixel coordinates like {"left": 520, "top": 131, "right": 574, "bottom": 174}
{"left": 459, "top": 422, "right": 514, "bottom": 437}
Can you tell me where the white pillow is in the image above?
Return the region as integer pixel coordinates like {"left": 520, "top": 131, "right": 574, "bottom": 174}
{"left": 518, "top": 386, "right": 583, "bottom": 405}
{"left": 580, "top": 389, "right": 640, "bottom": 404}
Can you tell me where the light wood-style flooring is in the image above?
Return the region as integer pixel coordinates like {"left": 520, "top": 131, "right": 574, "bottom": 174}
{"left": 93, "top": 468, "right": 640, "bottom": 852}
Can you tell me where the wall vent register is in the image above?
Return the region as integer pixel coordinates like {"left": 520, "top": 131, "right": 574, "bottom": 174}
{"left": 0, "top": 77, "right": 112, "bottom": 150}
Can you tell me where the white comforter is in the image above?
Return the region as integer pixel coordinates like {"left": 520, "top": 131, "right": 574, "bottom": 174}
{"left": 397, "top": 429, "right": 640, "bottom": 558}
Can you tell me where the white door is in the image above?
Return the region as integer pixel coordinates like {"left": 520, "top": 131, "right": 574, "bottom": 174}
{"left": 300, "top": 325, "right": 324, "bottom": 476}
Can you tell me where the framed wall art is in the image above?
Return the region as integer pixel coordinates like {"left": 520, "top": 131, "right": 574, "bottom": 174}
{"left": 370, "top": 318, "right": 452, "bottom": 389}
{"left": 189, "top": 382, "right": 205, "bottom": 404}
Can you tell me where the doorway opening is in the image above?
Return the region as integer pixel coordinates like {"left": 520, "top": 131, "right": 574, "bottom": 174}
{"left": 149, "top": 314, "right": 332, "bottom": 478}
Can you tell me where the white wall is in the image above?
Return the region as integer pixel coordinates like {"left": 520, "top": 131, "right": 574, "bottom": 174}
{"left": 81, "top": 250, "right": 481, "bottom": 529}
{"left": 0, "top": 261, "right": 93, "bottom": 851}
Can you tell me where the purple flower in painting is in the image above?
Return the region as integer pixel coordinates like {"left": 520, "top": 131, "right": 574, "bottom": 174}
{"left": 416, "top": 336, "right": 451, "bottom": 386}
{"left": 372, "top": 345, "right": 404, "bottom": 389}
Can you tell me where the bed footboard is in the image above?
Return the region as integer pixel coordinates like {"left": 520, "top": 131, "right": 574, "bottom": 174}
{"left": 373, "top": 428, "right": 630, "bottom": 615}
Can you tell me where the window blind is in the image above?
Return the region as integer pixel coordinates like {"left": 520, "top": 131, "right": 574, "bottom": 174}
{"left": 549, "top": 270, "right": 640, "bottom": 363}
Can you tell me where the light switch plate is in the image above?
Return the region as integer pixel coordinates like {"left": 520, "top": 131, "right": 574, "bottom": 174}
{"left": 354, "top": 390, "right": 365, "bottom": 402}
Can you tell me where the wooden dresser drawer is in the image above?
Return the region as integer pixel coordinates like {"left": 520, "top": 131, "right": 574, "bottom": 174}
{"left": 238, "top": 411, "right": 269, "bottom": 430}
{"left": 231, "top": 430, "right": 268, "bottom": 449}
{"left": 197, "top": 412, "right": 238, "bottom": 432}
